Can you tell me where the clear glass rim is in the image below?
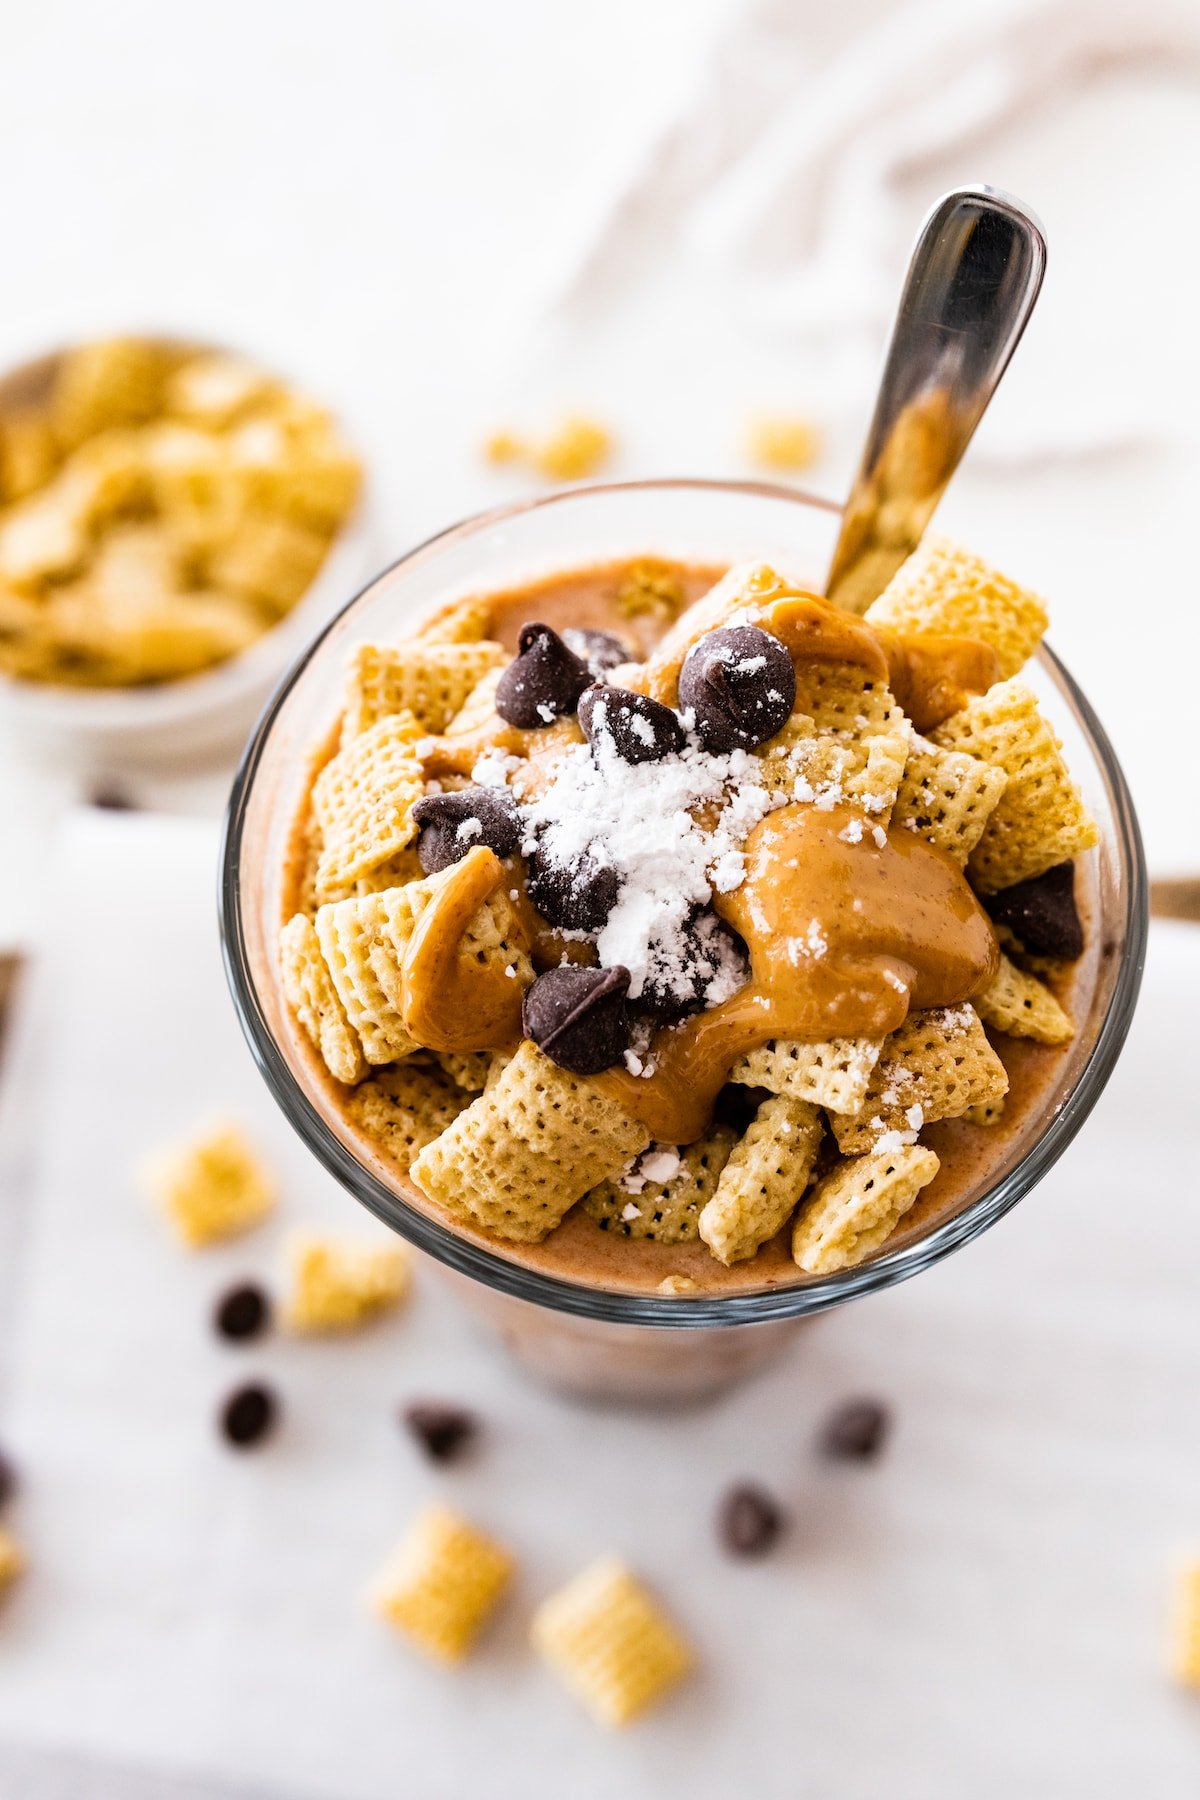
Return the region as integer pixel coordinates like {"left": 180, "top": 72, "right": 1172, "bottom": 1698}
{"left": 219, "top": 477, "right": 1148, "bottom": 1328}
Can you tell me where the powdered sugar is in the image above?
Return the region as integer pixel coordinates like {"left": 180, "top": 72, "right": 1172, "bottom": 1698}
{"left": 517, "top": 725, "right": 779, "bottom": 1006}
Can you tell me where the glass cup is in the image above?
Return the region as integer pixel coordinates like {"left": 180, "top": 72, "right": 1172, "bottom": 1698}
{"left": 220, "top": 480, "right": 1146, "bottom": 1405}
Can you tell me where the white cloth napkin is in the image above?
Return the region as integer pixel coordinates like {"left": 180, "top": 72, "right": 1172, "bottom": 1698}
{"left": 0, "top": 807, "right": 1198, "bottom": 1799}
{"left": 534, "top": 0, "right": 1200, "bottom": 466}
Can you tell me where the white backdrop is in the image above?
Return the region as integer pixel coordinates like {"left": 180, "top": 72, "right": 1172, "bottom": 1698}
{"left": 1, "top": 1, "right": 1200, "bottom": 1794}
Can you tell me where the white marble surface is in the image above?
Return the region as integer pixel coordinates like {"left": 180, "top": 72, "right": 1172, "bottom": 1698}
{"left": 2, "top": 0, "right": 1200, "bottom": 1793}
{"left": 0, "top": 812, "right": 1197, "bottom": 1800}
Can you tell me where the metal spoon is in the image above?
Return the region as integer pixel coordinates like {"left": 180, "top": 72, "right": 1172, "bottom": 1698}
{"left": 826, "top": 184, "right": 1047, "bottom": 614}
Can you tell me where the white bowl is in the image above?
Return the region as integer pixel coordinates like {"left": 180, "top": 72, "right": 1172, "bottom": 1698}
{"left": 0, "top": 341, "right": 377, "bottom": 770}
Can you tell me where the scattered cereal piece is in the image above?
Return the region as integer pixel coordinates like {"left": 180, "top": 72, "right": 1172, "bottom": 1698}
{"left": 932, "top": 679, "right": 1098, "bottom": 892}
{"left": 213, "top": 1283, "right": 271, "bottom": 1343}
{"left": 314, "top": 891, "right": 418, "bottom": 1065}
{"left": 0, "top": 409, "right": 57, "bottom": 502}
{"left": 1171, "top": 1557, "right": 1200, "bottom": 1686}
{"left": 371, "top": 1505, "right": 513, "bottom": 1663}
{"left": 792, "top": 1144, "right": 939, "bottom": 1274}
{"left": 403, "top": 1402, "right": 478, "bottom": 1464}
{"left": 584, "top": 1130, "right": 736, "bottom": 1243}
{"left": 310, "top": 713, "right": 425, "bottom": 900}
{"left": 52, "top": 338, "right": 169, "bottom": 449}
{"left": 962, "top": 1095, "right": 1006, "bottom": 1127}
{"left": 891, "top": 735, "right": 1008, "bottom": 865}
{"left": 209, "top": 511, "right": 329, "bottom": 615}
{"left": 0, "top": 493, "right": 85, "bottom": 588}
{"left": 819, "top": 1397, "right": 890, "bottom": 1461}
{"left": 531, "top": 416, "right": 611, "bottom": 482}
{"left": 975, "top": 952, "right": 1073, "bottom": 1045}
{"left": 746, "top": 413, "right": 820, "bottom": 472}
{"left": 532, "top": 1559, "right": 692, "bottom": 1726}
{"left": 729, "top": 1036, "right": 882, "bottom": 1115}
{"left": 482, "top": 430, "right": 524, "bottom": 466}
{"left": 482, "top": 416, "right": 612, "bottom": 482}
{"left": 279, "top": 912, "right": 368, "bottom": 1086}
{"left": 432, "top": 1050, "right": 497, "bottom": 1095}
{"left": 165, "top": 352, "right": 275, "bottom": 430}
{"left": 342, "top": 640, "right": 507, "bottom": 740}
{"left": 0, "top": 1528, "right": 25, "bottom": 1596}
{"left": 832, "top": 1005, "right": 1008, "bottom": 1154}
{"left": 139, "top": 1122, "right": 276, "bottom": 1248}
{"left": 657, "top": 1275, "right": 698, "bottom": 1296}
{"left": 410, "top": 1042, "right": 649, "bottom": 1243}
{"left": 345, "top": 1063, "right": 465, "bottom": 1170}
{"left": 700, "top": 1094, "right": 823, "bottom": 1265}
{"left": 415, "top": 593, "right": 495, "bottom": 645}
{"left": 283, "top": 1231, "right": 410, "bottom": 1333}
{"left": 865, "top": 535, "right": 1048, "bottom": 680}
{"left": 718, "top": 1484, "right": 786, "bottom": 1557}
{"left": 220, "top": 1382, "right": 278, "bottom": 1449}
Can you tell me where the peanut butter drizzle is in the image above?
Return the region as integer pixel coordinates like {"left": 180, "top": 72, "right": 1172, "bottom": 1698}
{"left": 403, "top": 581, "right": 1001, "bottom": 1137}
{"left": 594, "top": 805, "right": 998, "bottom": 1144}
{"left": 877, "top": 629, "right": 999, "bottom": 732}
{"left": 636, "top": 586, "right": 888, "bottom": 706}
{"left": 632, "top": 583, "right": 992, "bottom": 731}
{"left": 400, "top": 847, "right": 528, "bottom": 1052}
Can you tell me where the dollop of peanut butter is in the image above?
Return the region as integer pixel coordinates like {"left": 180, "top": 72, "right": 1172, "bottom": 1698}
{"left": 595, "top": 805, "right": 997, "bottom": 1142}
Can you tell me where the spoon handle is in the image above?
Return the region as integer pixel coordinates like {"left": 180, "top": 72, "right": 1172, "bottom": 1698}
{"left": 826, "top": 185, "right": 1047, "bottom": 614}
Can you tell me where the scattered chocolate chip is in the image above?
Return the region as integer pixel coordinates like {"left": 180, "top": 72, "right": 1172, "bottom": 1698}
{"left": 636, "top": 908, "right": 748, "bottom": 1020}
{"left": 88, "top": 784, "right": 138, "bottom": 811}
{"left": 562, "top": 627, "right": 631, "bottom": 674}
{"left": 719, "top": 1483, "right": 785, "bottom": 1556}
{"left": 678, "top": 625, "right": 796, "bottom": 753}
{"left": 525, "top": 841, "right": 621, "bottom": 933}
{"left": 819, "top": 1397, "right": 890, "bottom": 1462}
{"left": 494, "top": 622, "right": 591, "bottom": 728}
{"left": 220, "top": 1382, "right": 278, "bottom": 1449}
{"left": 984, "top": 861, "right": 1083, "bottom": 960}
{"left": 403, "top": 1401, "right": 478, "bottom": 1464}
{"left": 213, "top": 1283, "right": 270, "bottom": 1343}
{"left": 523, "top": 964, "right": 632, "bottom": 1075}
{"left": 577, "top": 683, "right": 686, "bottom": 765}
{"left": 412, "top": 785, "right": 520, "bottom": 874}
{"left": 0, "top": 1447, "right": 16, "bottom": 1509}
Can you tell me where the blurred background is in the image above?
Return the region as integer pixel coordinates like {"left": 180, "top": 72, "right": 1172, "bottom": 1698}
{"left": 1, "top": 0, "right": 1199, "bottom": 1794}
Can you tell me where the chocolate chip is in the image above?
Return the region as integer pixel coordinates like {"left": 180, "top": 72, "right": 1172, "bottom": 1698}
{"left": 403, "top": 1401, "right": 478, "bottom": 1464}
{"left": 220, "top": 1382, "right": 278, "bottom": 1449}
{"left": 494, "top": 622, "right": 591, "bottom": 728}
{"left": 636, "top": 907, "right": 748, "bottom": 1020}
{"left": 525, "top": 841, "right": 621, "bottom": 933}
{"left": 819, "top": 1397, "right": 890, "bottom": 1461}
{"left": 522, "top": 964, "right": 631, "bottom": 1075}
{"left": 412, "top": 785, "right": 520, "bottom": 874}
{"left": 718, "top": 1483, "right": 785, "bottom": 1556}
{"left": 562, "top": 627, "right": 632, "bottom": 675}
{"left": 678, "top": 625, "right": 796, "bottom": 753}
{"left": 577, "top": 684, "right": 686, "bottom": 765}
{"left": 0, "top": 1447, "right": 16, "bottom": 1509}
{"left": 984, "top": 861, "right": 1084, "bottom": 960}
{"left": 213, "top": 1283, "right": 270, "bottom": 1343}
